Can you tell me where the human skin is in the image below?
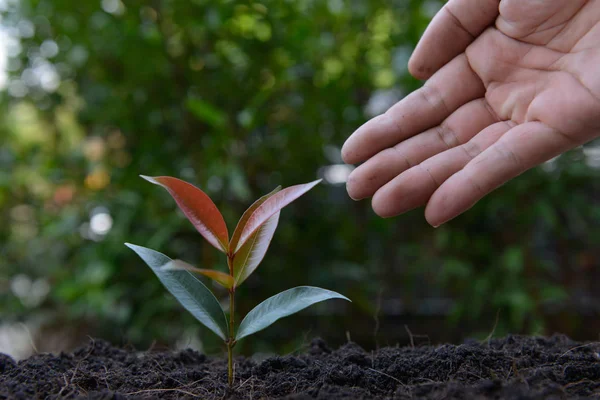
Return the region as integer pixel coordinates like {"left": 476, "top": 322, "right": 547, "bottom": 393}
{"left": 342, "top": 0, "right": 600, "bottom": 227}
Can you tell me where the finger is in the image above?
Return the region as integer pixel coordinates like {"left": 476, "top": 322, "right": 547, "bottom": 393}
{"left": 371, "top": 121, "right": 512, "bottom": 217}
{"left": 342, "top": 54, "right": 485, "bottom": 165}
{"left": 425, "top": 122, "right": 579, "bottom": 226}
{"left": 346, "top": 98, "right": 499, "bottom": 200}
{"left": 409, "top": 0, "right": 500, "bottom": 80}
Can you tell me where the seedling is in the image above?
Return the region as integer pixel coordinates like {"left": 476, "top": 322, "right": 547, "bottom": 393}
{"left": 125, "top": 176, "right": 350, "bottom": 386}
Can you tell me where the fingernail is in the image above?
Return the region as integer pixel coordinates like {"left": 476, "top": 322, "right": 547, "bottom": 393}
{"left": 430, "top": 217, "right": 451, "bottom": 228}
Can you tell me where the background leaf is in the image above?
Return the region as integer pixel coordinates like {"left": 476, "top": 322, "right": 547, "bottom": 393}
{"left": 185, "top": 97, "right": 227, "bottom": 129}
{"left": 125, "top": 243, "right": 228, "bottom": 340}
{"left": 235, "top": 180, "right": 321, "bottom": 252}
{"left": 141, "top": 176, "right": 229, "bottom": 252}
{"left": 163, "top": 260, "right": 234, "bottom": 289}
{"left": 233, "top": 211, "right": 280, "bottom": 286}
{"left": 236, "top": 286, "right": 350, "bottom": 341}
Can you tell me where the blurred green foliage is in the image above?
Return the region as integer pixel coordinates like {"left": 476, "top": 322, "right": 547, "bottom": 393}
{"left": 1, "top": 0, "right": 599, "bottom": 353}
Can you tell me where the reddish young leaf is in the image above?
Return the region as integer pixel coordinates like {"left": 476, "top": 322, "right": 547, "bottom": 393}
{"left": 229, "top": 186, "right": 281, "bottom": 254}
{"left": 233, "top": 211, "right": 280, "bottom": 287}
{"left": 234, "top": 179, "right": 321, "bottom": 253}
{"left": 141, "top": 176, "right": 229, "bottom": 252}
{"left": 162, "top": 259, "right": 234, "bottom": 289}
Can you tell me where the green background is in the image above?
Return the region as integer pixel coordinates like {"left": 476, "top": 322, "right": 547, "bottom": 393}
{"left": 1, "top": 0, "right": 599, "bottom": 356}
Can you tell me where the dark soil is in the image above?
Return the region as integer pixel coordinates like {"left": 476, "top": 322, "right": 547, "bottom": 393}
{"left": 2, "top": 334, "right": 600, "bottom": 399}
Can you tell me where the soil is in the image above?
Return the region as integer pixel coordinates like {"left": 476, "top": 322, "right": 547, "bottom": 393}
{"left": 2, "top": 334, "right": 600, "bottom": 399}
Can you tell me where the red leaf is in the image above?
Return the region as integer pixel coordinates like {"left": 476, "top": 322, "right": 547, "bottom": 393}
{"left": 229, "top": 186, "right": 281, "bottom": 255}
{"left": 141, "top": 175, "right": 229, "bottom": 252}
{"left": 233, "top": 211, "right": 280, "bottom": 287}
{"left": 162, "top": 260, "right": 234, "bottom": 289}
{"left": 234, "top": 179, "right": 321, "bottom": 253}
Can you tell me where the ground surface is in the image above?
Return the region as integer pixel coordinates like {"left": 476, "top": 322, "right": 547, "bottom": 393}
{"left": 1, "top": 334, "right": 600, "bottom": 399}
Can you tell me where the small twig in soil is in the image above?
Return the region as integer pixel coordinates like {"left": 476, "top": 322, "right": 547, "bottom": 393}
{"left": 147, "top": 339, "right": 158, "bottom": 353}
{"left": 70, "top": 360, "right": 82, "bottom": 383}
{"left": 285, "top": 330, "right": 312, "bottom": 356}
{"left": 368, "top": 367, "right": 407, "bottom": 387}
{"left": 18, "top": 323, "right": 38, "bottom": 354}
{"left": 151, "top": 358, "right": 166, "bottom": 372}
{"left": 57, "top": 375, "right": 70, "bottom": 397}
{"left": 236, "top": 375, "right": 254, "bottom": 390}
{"left": 126, "top": 388, "right": 204, "bottom": 397}
{"left": 76, "top": 384, "right": 88, "bottom": 396}
{"left": 558, "top": 342, "right": 600, "bottom": 359}
{"left": 183, "top": 378, "right": 209, "bottom": 388}
{"left": 564, "top": 378, "right": 596, "bottom": 390}
{"left": 404, "top": 326, "right": 431, "bottom": 347}
{"left": 102, "top": 365, "right": 111, "bottom": 390}
{"left": 57, "top": 340, "right": 96, "bottom": 397}
{"left": 125, "top": 378, "right": 210, "bottom": 397}
{"left": 346, "top": 331, "right": 352, "bottom": 343}
{"left": 405, "top": 325, "right": 414, "bottom": 348}
{"left": 465, "top": 371, "right": 486, "bottom": 381}
{"left": 511, "top": 359, "right": 529, "bottom": 389}
{"left": 413, "top": 377, "right": 435, "bottom": 384}
{"left": 149, "top": 356, "right": 188, "bottom": 387}
{"left": 284, "top": 375, "right": 300, "bottom": 394}
{"left": 482, "top": 309, "right": 500, "bottom": 346}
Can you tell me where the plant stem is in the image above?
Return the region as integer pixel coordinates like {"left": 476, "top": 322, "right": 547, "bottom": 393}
{"left": 227, "top": 338, "right": 233, "bottom": 386}
{"left": 227, "top": 283, "right": 236, "bottom": 386}
{"left": 229, "top": 288, "right": 235, "bottom": 341}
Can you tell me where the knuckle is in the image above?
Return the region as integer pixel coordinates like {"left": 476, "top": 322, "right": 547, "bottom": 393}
{"left": 435, "top": 123, "right": 460, "bottom": 149}
{"left": 460, "top": 141, "right": 482, "bottom": 160}
{"left": 494, "top": 142, "right": 524, "bottom": 170}
{"left": 418, "top": 164, "right": 441, "bottom": 188}
{"left": 465, "top": 173, "right": 486, "bottom": 195}
{"left": 420, "top": 85, "right": 449, "bottom": 114}
{"left": 391, "top": 146, "right": 413, "bottom": 169}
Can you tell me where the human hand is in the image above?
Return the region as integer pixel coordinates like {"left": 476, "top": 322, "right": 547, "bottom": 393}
{"left": 342, "top": 0, "right": 600, "bottom": 226}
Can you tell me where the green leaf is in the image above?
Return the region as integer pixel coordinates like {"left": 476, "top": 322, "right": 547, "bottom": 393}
{"left": 186, "top": 97, "right": 227, "bottom": 129}
{"left": 502, "top": 247, "right": 523, "bottom": 274}
{"left": 125, "top": 243, "right": 228, "bottom": 340}
{"left": 235, "top": 286, "right": 350, "bottom": 341}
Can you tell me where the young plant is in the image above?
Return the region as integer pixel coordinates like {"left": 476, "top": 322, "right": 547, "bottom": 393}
{"left": 125, "top": 176, "right": 350, "bottom": 386}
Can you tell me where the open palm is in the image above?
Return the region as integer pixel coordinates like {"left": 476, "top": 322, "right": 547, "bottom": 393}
{"left": 342, "top": 0, "right": 600, "bottom": 226}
